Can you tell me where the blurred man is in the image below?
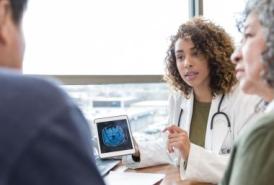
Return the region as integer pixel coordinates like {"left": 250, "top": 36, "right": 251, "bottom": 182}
{"left": 0, "top": 0, "right": 105, "bottom": 184}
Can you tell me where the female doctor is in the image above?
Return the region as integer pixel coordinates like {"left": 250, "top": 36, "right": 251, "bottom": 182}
{"left": 122, "top": 17, "right": 262, "bottom": 184}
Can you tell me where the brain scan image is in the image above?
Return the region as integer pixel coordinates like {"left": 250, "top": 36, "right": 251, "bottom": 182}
{"left": 97, "top": 118, "right": 133, "bottom": 153}
{"left": 102, "top": 125, "right": 126, "bottom": 147}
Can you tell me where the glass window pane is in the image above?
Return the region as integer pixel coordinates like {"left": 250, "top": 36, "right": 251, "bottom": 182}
{"left": 63, "top": 83, "right": 169, "bottom": 141}
{"left": 23, "top": 0, "right": 189, "bottom": 75}
{"left": 203, "top": 0, "right": 246, "bottom": 44}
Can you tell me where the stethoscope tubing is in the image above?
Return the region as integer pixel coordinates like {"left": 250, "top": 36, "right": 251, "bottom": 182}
{"left": 177, "top": 94, "right": 231, "bottom": 130}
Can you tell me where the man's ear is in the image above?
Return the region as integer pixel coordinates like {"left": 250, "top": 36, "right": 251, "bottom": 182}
{"left": 0, "top": 0, "right": 10, "bottom": 45}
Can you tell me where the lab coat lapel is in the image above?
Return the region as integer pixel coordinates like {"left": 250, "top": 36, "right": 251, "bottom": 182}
{"left": 179, "top": 92, "right": 194, "bottom": 135}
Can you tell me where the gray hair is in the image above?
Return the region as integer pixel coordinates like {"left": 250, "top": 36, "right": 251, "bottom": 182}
{"left": 237, "top": 0, "right": 274, "bottom": 87}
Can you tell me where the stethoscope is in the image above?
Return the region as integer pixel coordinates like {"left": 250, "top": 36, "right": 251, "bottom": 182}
{"left": 177, "top": 94, "right": 230, "bottom": 130}
{"left": 177, "top": 94, "right": 232, "bottom": 154}
{"left": 178, "top": 95, "right": 267, "bottom": 154}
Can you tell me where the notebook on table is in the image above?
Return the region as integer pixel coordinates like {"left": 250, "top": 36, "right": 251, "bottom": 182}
{"left": 104, "top": 171, "right": 165, "bottom": 185}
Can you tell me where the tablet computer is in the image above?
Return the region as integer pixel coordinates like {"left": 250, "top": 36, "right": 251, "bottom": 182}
{"left": 94, "top": 115, "right": 135, "bottom": 158}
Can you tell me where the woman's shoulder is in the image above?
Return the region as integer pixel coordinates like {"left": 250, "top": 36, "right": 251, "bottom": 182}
{"left": 169, "top": 89, "right": 189, "bottom": 102}
{"left": 251, "top": 113, "right": 274, "bottom": 131}
{"left": 225, "top": 83, "right": 261, "bottom": 102}
{"left": 226, "top": 83, "right": 242, "bottom": 97}
{"left": 241, "top": 113, "right": 274, "bottom": 145}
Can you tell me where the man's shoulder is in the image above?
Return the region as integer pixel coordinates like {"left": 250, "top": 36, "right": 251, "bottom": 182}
{"left": 0, "top": 69, "right": 68, "bottom": 104}
{"left": 0, "top": 69, "right": 60, "bottom": 90}
{"left": 0, "top": 69, "right": 73, "bottom": 121}
{"left": 0, "top": 70, "right": 84, "bottom": 176}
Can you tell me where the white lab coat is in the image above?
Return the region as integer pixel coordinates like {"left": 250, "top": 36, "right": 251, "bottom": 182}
{"left": 123, "top": 84, "right": 262, "bottom": 183}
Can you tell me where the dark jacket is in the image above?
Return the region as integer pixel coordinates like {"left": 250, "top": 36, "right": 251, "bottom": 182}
{"left": 0, "top": 69, "right": 105, "bottom": 185}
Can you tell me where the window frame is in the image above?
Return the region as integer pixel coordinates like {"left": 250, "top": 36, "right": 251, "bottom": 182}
{"left": 40, "top": 75, "right": 163, "bottom": 85}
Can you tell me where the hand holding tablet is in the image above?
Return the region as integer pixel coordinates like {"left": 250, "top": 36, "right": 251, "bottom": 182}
{"left": 94, "top": 115, "right": 136, "bottom": 158}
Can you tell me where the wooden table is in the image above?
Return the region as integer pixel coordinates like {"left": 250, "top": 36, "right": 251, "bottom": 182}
{"left": 127, "top": 164, "right": 214, "bottom": 185}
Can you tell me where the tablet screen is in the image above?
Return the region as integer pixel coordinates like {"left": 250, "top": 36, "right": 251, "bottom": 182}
{"left": 95, "top": 116, "right": 135, "bottom": 158}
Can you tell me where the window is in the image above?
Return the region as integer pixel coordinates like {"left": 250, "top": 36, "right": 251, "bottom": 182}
{"left": 203, "top": 0, "right": 246, "bottom": 44}
{"left": 23, "top": 0, "right": 189, "bottom": 139}
{"left": 63, "top": 83, "right": 169, "bottom": 141}
{"left": 23, "top": 0, "right": 189, "bottom": 75}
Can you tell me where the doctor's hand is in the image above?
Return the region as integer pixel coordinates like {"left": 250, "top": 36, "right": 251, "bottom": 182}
{"left": 131, "top": 137, "right": 141, "bottom": 162}
{"left": 163, "top": 125, "right": 190, "bottom": 161}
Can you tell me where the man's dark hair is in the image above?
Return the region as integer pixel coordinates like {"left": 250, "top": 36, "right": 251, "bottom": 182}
{"left": 9, "top": 0, "right": 27, "bottom": 24}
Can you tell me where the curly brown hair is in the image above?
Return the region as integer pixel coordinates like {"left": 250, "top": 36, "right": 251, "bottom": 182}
{"left": 164, "top": 17, "right": 237, "bottom": 96}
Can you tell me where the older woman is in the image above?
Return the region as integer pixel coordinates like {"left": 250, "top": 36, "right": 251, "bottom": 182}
{"left": 220, "top": 0, "right": 274, "bottom": 184}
